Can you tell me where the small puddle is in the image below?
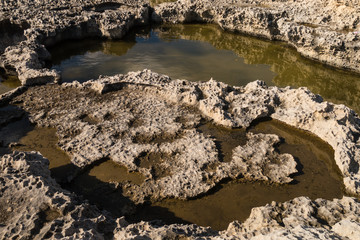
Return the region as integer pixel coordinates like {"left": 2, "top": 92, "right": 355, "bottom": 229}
{"left": 198, "top": 122, "right": 247, "bottom": 163}
{"left": 6, "top": 117, "right": 344, "bottom": 230}
{"left": 131, "top": 119, "right": 343, "bottom": 230}
{"left": 79, "top": 158, "right": 144, "bottom": 185}
{"left": 0, "top": 74, "right": 21, "bottom": 95}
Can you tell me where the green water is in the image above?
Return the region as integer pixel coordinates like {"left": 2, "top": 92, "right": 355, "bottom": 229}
{"left": 49, "top": 24, "right": 360, "bottom": 113}
{"left": 0, "top": 75, "right": 21, "bottom": 95}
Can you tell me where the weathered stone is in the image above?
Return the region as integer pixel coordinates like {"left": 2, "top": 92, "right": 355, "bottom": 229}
{"left": 0, "top": 151, "right": 116, "bottom": 239}
{"left": 2, "top": 151, "right": 359, "bottom": 239}
{"left": 153, "top": 0, "right": 360, "bottom": 73}
{"left": 0, "top": 0, "right": 150, "bottom": 85}
{"left": 12, "top": 70, "right": 298, "bottom": 204}
{"left": 1, "top": 1, "right": 360, "bottom": 239}
{"left": 8, "top": 68, "right": 360, "bottom": 196}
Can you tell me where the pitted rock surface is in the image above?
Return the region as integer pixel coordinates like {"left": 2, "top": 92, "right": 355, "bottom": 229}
{"left": 0, "top": 151, "right": 117, "bottom": 239}
{"left": 10, "top": 69, "right": 360, "bottom": 196}
{"left": 153, "top": 0, "right": 360, "bottom": 73}
{"left": 12, "top": 70, "right": 298, "bottom": 203}
{"left": 1, "top": 0, "right": 360, "bottom": 239}
{"left": 1, "top": 152, "right": 360, "bottom": 239}
{"left": 0, "top": 0, "right": 360, "bottom": 88}
{"left": 0, "top": 0, "right": 149, "bottom": 85}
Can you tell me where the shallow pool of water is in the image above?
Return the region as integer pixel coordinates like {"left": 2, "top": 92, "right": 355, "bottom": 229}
{"left": 49, "top": 24, "right": 360, "bottom": 113}
{"left": 49, "top": 26, "right": 276, "bottom": 86}
{"left": 0, "top": 74, "right": 21, "bottom": 95}
{"left": 4, "top": 116, "right": 344, "bottom": 230}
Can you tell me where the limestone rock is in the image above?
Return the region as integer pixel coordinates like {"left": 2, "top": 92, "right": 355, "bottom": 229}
{"left": 13, "top": 70, "right": 297, "bottom": 203}
{"left": 0, "top": 0, "right": 150, "bottom": 85}
{"left": 153, "top": 0, "right": 360, "bottom": 73}
{"left": 0, "top": 151, "right": 116, "bottom": 239}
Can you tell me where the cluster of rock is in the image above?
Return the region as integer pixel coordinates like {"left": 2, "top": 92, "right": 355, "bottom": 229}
{"left": 0, "top": 0, "right": 149, "bottom": 85}
{"left": 10, "top": 70, "right": 298, "bottom": 204}
{"left": 1, "top": 0, "right": 360, "bottom": 87}
{"left": 0, "top": 151, "right": 117, "bottom": 239}
{"left": 13, "top": 69, "right": 360, "bottom": 196}
{"left": 1, "top": 149, "right": 359, "bottom": 239}
{"left": 153, "top": 0, "right": 360, "bottom": 73}
{"left": 1, "top": 0, "right": 360, "bottom": 239}
{"left": 0, "top": 68, "right": 359, "bottom": 238}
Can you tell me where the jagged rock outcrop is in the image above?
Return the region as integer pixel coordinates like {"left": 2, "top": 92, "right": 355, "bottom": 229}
{"left": 1, "top": 0, "right": 360, "bottom": 239}
{"left": 153, "top": 0, "right": 360, "bottom": 73}
{"left": 1, "top": 151, "right": 360, "bottom": 239}
{"left": 11, "top": 70, "right": 298, "bottom": 203}
{"left": 0, "top": 151, "right": 117, "bottom": 239}
{"left": 0, "top": 0, "right": 149, "bottom": 85}
{"left": 7, "top": 69, "right": 360, "bottom": 197}
{"left": 1, "top": 0, "right": 360, "bottom": 87}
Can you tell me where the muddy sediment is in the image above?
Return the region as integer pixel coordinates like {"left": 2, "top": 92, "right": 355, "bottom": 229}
{"left": 1, "top": 0, "right": 360, "bottom": 239}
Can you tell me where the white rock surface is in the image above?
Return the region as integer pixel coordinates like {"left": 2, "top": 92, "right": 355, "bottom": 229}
{"left": 12, "top": 70, "right": 298, "bottom": 203}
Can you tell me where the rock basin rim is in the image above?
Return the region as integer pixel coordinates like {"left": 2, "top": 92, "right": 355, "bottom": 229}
{"left": 1, "top": 0, "right": 360, "bottom": 239}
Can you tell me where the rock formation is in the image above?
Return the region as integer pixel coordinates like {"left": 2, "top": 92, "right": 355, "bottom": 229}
{"left": 1, "top": 151, "right": 359, "bottom": 239}
{"left": 153, "top": 0, "right": 360, "bottom": 73}
{"left": 1, "top": 0, "right": 360, "bottom": 239}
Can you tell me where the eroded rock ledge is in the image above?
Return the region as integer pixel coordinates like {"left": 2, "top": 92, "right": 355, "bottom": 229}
{"left": 1, "top": 151, "right": 360, "bottom": 239}
{"left": 9, "top": 70, "right": 298, "bottom": 204}
{"left": 153, "top": 0, "right": 360, "bottom": 73}
{"left": 10, "top": 69, "right": 360, "bottom": 196}
{"left": 0, "top": 0, "right": 150, "bottom": 86}
{"left": 1, "top": 69, "right": 359, "bottom": 238}
{"left": 0, "top": 0, "right": 360, "bottom": 88}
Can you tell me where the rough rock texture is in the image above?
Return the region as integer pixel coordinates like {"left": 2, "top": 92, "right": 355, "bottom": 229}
{"left": 115, "top": 196, "right": 360, "bottom": 239}
{"left": 0, "top": 151, "right": 117, "bottom": 239}
{"left": 0, "top": 0, "right": 149, "bottom": 85}
{"left": 11, "top": 69, "right": 360, "bottom": 196}
{"left": 1, "top": 151, "right": 360, "bottom": 239}
{"left": 1, "top": 68, "right": 358, "bottom": 197}
{"left": 1, "top": 0, "right": 360, "bottom": 239}
{"left": 1, "top": 0, "right": 360, "bottom": 87}
{"left": 11, "top": 70, "right": 297, "bottom": 203}
{"left": 153, "top": 0, "right": 360, "bottom": 73}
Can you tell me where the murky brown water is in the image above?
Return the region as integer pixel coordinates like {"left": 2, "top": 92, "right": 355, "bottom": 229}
{"left": 132, "top": 119, "right": 343, "bottom": 230}
{"left": 0, "top": 21, "right": 353, "bottom": 231}
{"left": 5, "top": 117, "right": 343, "bottom": 230}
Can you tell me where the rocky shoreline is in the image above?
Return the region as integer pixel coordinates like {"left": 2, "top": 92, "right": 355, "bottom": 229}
{"left": 1, "top": 0, "right": 360, "bottom": 86}
{"left": 1, "top": 0, "right": 360, "bottom": 239}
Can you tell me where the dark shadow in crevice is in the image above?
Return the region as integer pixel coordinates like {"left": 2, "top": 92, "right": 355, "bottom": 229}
{"left": 246, "top": 116, "right": 273, "bottom": 130}
{"left": 197, "top": 121, "right": 247, "bottom": 163}
{"left": 288, "top": 156, "right": 304, "bottom": 185}
{"left": 54, "top": 161, "right": 195, "bottom": 238}
{"left": 128, "top": 204, "right": 193, "bottom": 226}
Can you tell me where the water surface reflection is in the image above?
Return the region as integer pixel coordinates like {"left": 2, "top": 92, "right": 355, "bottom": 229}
{"left": 50, "top": 24, "right": 360, "bottom": 113}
